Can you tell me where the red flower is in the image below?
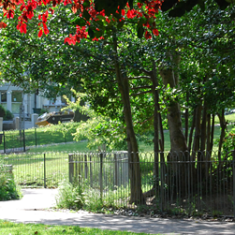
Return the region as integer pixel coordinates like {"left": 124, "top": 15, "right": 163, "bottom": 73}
{"left": 137, "top": 3, "right": 143, "bottom": 8}
{"left": 38, "top": 29, "right": 43, "bottom": 37}
{"left": 126, "top": 9, "right": 136, "bottom": 19}
{"left": 64, "top": 35, "right": 76, "bottom": 45}
{"left": 144, "top": 31, "right": 152, "bottom": 39}
{"left": 0, "top": 22, "right": 7, "bottom": 28}
{"left": 44, "top": 27, "right": 49, "bottom": 35}
{"left": 49, "top": 8, "right": 54, "bottom": 14}
{"left": 121, "top": 9, "right": 125, "bottom": 16}
{"left": 105, "top": 17, "right": 110, "bottom": 23}
{"left": 7, "top": 9, "right": 15, "bottom": 19}
{"left": 152, "top": 28, "right": 159, "bottom": 36}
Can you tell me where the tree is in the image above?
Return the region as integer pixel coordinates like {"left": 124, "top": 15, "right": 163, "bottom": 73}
{"left": 1, "top": 0, "right": 235, "bottom": 204}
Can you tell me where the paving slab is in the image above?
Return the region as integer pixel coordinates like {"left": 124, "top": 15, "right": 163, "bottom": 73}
{"left": 0, "top": 189, "right": 235, "bottom": 234}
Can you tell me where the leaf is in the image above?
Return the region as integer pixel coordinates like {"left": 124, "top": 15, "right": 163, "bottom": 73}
{"left": 83, "top": 0, "right": 90, "bottom": 8}
{"left": 137, "top": 25, "right": 144, "bottom": 38}
{"left": 73, "top": 18, "right": 86, "bottom": 26}
{"left": 117, "top": 21, "right": 124, "bottom": 29}
{"left": 94, "top": 30, "right": 103, "bottom": 38}
{"left": 88, "top": 28, "right": 95, "bottom": 39}
{"left": 83, "top": 10, "right": 91, "bottom": 21}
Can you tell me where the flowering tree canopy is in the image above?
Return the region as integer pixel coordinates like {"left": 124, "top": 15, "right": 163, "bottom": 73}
{"left": 0, "top": 0, "right": 232, "bottom": 43}
{"left": 0, "top": 0, "right": 163, "bottom": 43}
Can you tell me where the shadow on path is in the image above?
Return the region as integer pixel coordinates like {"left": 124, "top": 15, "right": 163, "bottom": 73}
{"left": 0, "top": 189, "right": 234, "bottom": 234}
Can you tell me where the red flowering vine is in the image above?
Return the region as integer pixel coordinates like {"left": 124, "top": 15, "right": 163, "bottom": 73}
{"left": 0, "top": 0, "right": 161, "bottom": 42}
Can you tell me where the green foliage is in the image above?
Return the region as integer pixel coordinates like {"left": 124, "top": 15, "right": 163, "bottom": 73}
{"left": 62, "top": 90, "right": 126, "bottom": 150}
{"left": 73, "top": 116, "right": 126, "bottom": 150}
{"left": 3, "top": 110, "right": 14, "bottom": 121}
{"left": 39, "top": 108, "right": 48, "bottom": 116}
{"left": 0, "top": 162, "right": 21, "bottom": 201}
{"left": 62, "top": 90, "right": 90, "bottom": 122}
{"left": 56, "top": 177, "right": 129, "bottom": 213}
{"left": 0, "top": 105, "right": 6, "bottom": 118}
{"left": 56, "top": 179, "right": 85, "bottom": 210}
{"left": 221, "top": 127, "right": 235, "bottom": 158}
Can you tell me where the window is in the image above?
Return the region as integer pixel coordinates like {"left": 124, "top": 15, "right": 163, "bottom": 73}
{"left": 12, "top": 91, "right": 22, "bottom": 102}
{"left": 1, "top": 92, "right": 7, "bottom": 102}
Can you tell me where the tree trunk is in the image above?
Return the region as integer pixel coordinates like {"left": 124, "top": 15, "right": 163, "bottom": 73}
{"left": 210, "top": 114, "right": 215, "bottom": 151}
{"left": 160, "top": 53, "right": 187, "bottom": 199}
{"left": 192, "top": 105, "right": 202, "bottom": 160}
{"left": 112, "top": 31, "right": 144, "bottom": 204}
{"left": 151, "top": 62, "right": 160, "bottom": 184}
{"left": 160, "top": 67, "right": 187, "bottom": 155}
{"left": 218, "top": 110, "right": 227, "bottom": 161}
{"left": 185, "top": 92, "right": 189, "bottom": 145}
{"left": 188, "top": 108, "right": 196, "bottom": 154}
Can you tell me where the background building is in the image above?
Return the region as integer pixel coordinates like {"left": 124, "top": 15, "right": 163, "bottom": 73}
{"left": 0, "top": 83, "right": 74, "bottom": 118}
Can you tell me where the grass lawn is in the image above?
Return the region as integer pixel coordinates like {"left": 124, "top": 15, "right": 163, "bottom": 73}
{"left": 25, "top": 124, "right": 225, "bottom": 153}
{"left": 2, "top": 113, "right": 235, "bottom": 153}
{"left": 0, "top": 220, "right": 158, "bottom": 235}
{"left": 27, "top": 141, "right": 89, "bottom": 153}
{"left": 1, "top": 122, "right": 80, "bottom": 151}
{"left": 214, "top": 113, "right": 235, "bottom": 125}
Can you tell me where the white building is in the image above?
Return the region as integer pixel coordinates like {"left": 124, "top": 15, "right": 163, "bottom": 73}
{"left": 0, "top": 83, "right": 74, "bottom": 118}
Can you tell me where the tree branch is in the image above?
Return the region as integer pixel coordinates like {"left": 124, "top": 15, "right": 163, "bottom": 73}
{"left": 128, "top": 76, "right": 151, "bottom": 80}
{"left": 131, "top": 86, "right": 152, "bottom": 90}
{"left": 140, "top": 69, "right": 151, "bottom": 75}
{"left": 131, "top": 90, "right": 152, "bottom": 97}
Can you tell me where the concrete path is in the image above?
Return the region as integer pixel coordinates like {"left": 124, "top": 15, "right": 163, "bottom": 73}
{"left": 0, "top": 189, "right": 235, "bottom": 234}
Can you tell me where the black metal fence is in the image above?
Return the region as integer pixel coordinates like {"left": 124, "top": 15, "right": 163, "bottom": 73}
{"left": 2, "top": 152, "right": 69, "bottom": 188}
{"left": 2, "top": 150, "right": 235, "bottom": 217}
{"left": 0, "top": 128, "right": 74, "bottom": 153}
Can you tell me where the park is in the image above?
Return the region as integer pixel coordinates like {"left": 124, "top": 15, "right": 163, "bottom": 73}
{"left": 0, "top": 0, "right": 235, "bottom": 234}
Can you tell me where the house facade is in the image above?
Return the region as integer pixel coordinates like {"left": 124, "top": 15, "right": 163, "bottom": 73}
{"left": 0, "top": 83, "right": 74, "bottom": 118}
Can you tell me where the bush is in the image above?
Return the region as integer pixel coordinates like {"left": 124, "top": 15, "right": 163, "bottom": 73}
{"left": 0, "top": 163, "right": 21, "bottom": 201}
{"left": 3, "top": 110, "right": 14, "bottom": 120}
{"left": 56, "top": 179, "right": 85, "bottom": 210}
{"left": 56, "top": 178, "right": 128, "bottom": 213}
{"left": 39, "top": 108, "right": 48, "bottom": 116}
{"left": 0, "top": 105, "right": 5, "bottom": 118}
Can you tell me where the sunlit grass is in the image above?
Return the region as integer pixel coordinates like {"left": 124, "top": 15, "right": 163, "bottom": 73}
{"left": 28, "top": 141, "right": 89, "bottom": 153}
{"left": 0, "top": 220, "right": 158, "bottom": 235}
{"left": 214, "top": 113, "right": 235, "bottom": 124}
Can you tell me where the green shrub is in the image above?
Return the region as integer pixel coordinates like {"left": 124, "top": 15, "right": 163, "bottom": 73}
{"left": 56, "top": 178, "right": 130, "bottom": 213}
{"left": 0, "top": 105, "right": 5, "bottom": 118}
{"left": 39, "top": 108, "right": 48, "bottom": 116}
{"left": 56, "top": 179, "right": 85, "bottom": 210}
{"left": 3, "top": 110, "right": 14, "bottom": 120}
{"left": 0, "top": 163, "right": 21, "bottom": 201}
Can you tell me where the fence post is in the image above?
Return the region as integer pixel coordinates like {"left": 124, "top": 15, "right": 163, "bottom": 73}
{"left": 90, "top": 155, "right": 93, "bottom": 187}
{"left": 44, "top": 153, "right": 47, "bottom": 188}
{"left": 35, "top": 128, "right": 37, "bottom": 146}
{"left": 100, "top": 152, "right": 103, "bottom": 202}
{"left": 84, "top": 155, "right": 88, "bottom": 179}
{"left": 233, "top": 150, "right": 235, "bottom": 219}
{"left": 160, "top": 157, "right": 164, "bottom": 212}
{"left": 69, "top": 153, "right": 74, "bottom": 183}
{"left": 114, "top": 153, "right": 118, "bottom": 190}
{"left": 23, "top": 129, "right": 26, "bottom": 152}
{"left": 3, "top": 131, "right": 6, "bottom": 154}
